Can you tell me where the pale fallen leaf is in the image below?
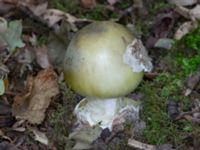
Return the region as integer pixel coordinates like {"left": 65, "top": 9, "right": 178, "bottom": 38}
{"left": 190, "top": 5, "right": 200, "bottom": 20}
{"left": 34, "top": 45, "right": 51, "bottom": 69}
{"left": 12, "top": 120, "right": 26, "bottom": 132}
{"left": 175, "top": 4, "right": 200, "bottom": 20}
{"left": 154, "top": 38, "right": 174, "bottom": 50}
{"left": 42, "top": 9, "right": 64, "bottom": 28}
{"left": 174, "top": 21, "right": 198, "bottom": 40}
{"left": 12, "top": 68, "right": 59, "bottom": 124}
{"left": 41, "top": 9, "right": 91, "bottom": 31}
{"left": 29, "top": 128, "right": 49, "bottom": 145}
{"left": 175, "top": 5, "right": 190, "bottom": 19}
{"left": 168, "top": 0, "right": 197, "bottom": 6}
{"left": 0, "top": 129, "right": 12, "bottom": 142}
{"left": 68, "top": 125, "right": 102, "bottom": 150}
{"left": 80, "top": 0, "right": 96, "bottom": 9}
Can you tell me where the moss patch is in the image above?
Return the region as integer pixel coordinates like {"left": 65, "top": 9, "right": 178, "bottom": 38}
{"left": 140, "top": 24, "right": 200, "bottom": 146}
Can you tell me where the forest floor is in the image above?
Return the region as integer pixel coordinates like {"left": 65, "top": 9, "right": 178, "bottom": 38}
{"left": 0, "top": 0, "right": 200, "bottom": 150}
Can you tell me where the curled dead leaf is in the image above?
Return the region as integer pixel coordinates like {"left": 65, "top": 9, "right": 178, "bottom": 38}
{"left": 41, "top": 9, "right": 91, "bottom": 31}
{"left": 29, "top": 127, "right": 49, "bottom": 145}
{"left": 12, "top": 68, "right": 59, "bottom": 124}
{"left": 190, "top": 5, "right": 200, "bottom": 20}
{"left": 175, "top": 4, "right": 200, "bottom": 21}
{"left": 174, "top": 21, "right": 198, "bottom": 40}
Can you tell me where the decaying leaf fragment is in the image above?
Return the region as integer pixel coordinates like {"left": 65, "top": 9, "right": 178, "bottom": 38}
{"left": 168, "top": 0, "right": 197, "bottom": 6}
{"left": 12, "top": 68, "right": 59, "bottom": 124}
{"left": 174, "top": 4, "right": 200, "bottom": 40}
{"left": 34, "top": 45, "right": 51, "bottom": 69}
{"left": 68, "top": 125, "right": 102, "bottom": 150}
{"left": 29, "top": 127, "right": 49, "bottom": 145}
{"left": 175, "top": 4, "right": 200, "bottom": 20}
{"left": 174, "top": 21, "right": 198, "bottom": 40}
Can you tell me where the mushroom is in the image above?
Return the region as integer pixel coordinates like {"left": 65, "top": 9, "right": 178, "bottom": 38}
{"left": 64, "top": 21, "right": 152, "bottom": 130}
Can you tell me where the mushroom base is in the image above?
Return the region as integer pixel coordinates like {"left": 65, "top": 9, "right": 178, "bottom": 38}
{"left": 74, "top": 97, "right": 141, "bottom": 130}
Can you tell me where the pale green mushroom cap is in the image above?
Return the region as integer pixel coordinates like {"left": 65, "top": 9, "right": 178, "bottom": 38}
{"left": 64, "top": 21, "right": 153, "bottom": 130}
{"left": 64, "top": 21, "right": 152, "bottom": 98}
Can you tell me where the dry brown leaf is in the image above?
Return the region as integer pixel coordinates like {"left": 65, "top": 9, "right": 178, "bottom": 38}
{"left": 18, "top": 0, "right": 48, "bottom": 16}
{"left": 12, "top": 68, "right": 59, "bottom": 124}
{"left": 190, "top": 4, "right": 200, "bottom": 20}
{"left": 34, "top": 45, "right": 51, "bottom": 69}
{"left": 42, "top": 9, "right": 91, "bottom": 31}
{"left": 174, "top": 21, "right": 198, "bottom": 40}
{"left": 1, "top": 0, "right": 91, "bottom": 31}
{"left": 80, "top": 0, "right": 96, "bottom": 9}
{"left": 29, "top": 127, "right": 49, "bottom": 145}
{"left": 175, "top": 4, "right": 200, "bottom": 20}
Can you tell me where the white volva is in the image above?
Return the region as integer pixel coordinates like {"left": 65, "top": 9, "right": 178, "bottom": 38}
{"left": 74, "top": 97, "right": 141, "bottom": 130}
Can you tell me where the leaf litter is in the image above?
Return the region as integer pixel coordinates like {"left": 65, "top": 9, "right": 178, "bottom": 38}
{"left": 12, "top": 67, "right": 59, "bottom": 124}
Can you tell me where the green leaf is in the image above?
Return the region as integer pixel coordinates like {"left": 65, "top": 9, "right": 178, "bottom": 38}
{"left": 0, "top": 79, "right": 5, "bottom": 96}
{"left": 0, "top": 20, "right": 25, "bottom": 52}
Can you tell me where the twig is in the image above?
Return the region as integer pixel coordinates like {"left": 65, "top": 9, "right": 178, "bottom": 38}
{"left": 128, "top": 139, "right": 156, "bottom": 150}
{"left": 176, "top": 108, "right": 200, "bottom": 120}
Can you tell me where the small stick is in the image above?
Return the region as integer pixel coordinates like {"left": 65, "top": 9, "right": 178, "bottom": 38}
{"left": 128, "top": 139, "right": 156, "bottom": 150}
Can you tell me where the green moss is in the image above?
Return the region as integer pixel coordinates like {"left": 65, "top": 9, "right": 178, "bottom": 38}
{"left": 141, "top": 24, "right": 200, "bottom": 146}
{"left": 175, "top": 23, "right": 200, "bottom": 75}
{"left": 115, "top": 0, "right": 132, "bottom": 9}
{"left": 48, "top": 83, "right": 77, "bottom": 148}
{"left": 140, "top": 81, "right": 179, "bottom": 144}
{"left": 147, "top": 1, "right": 173, "bottom": 15}
{"left": 49, "top": 0, "right": 119, "bottom": 20}
{"left": 49, "top": 0, "right": 78, "bottom": 14}
{"left": 38, "top": 35, "right": 48, "bottom": 45}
